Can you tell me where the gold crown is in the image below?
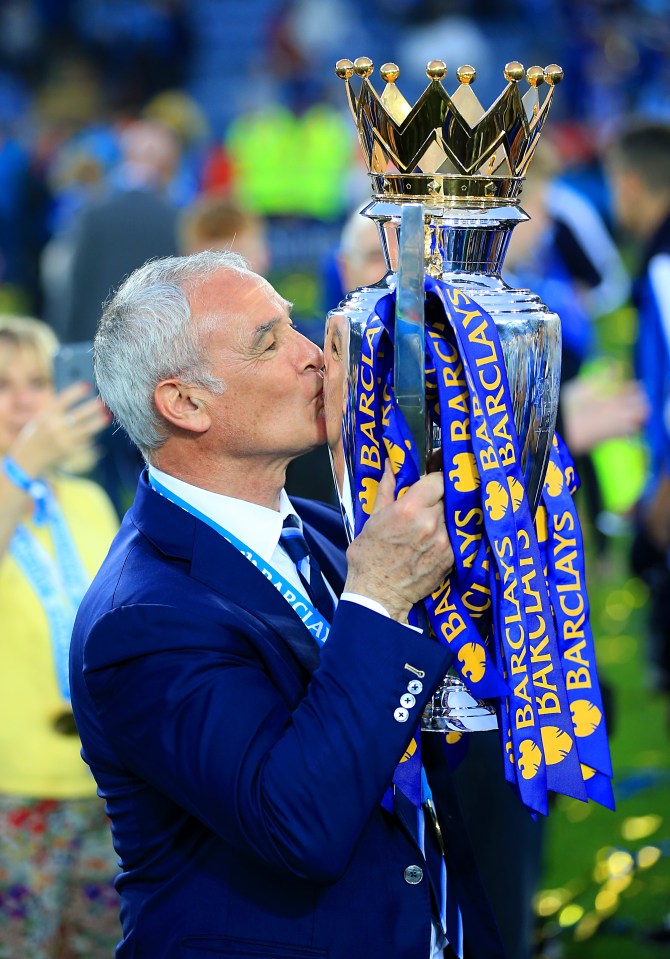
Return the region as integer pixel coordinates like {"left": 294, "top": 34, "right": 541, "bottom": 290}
{"left": 335, "top": 57, "right": 563, "bottom": 205}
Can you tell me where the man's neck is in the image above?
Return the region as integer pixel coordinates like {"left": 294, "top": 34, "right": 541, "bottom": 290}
{"left": 150, "top": 450, "right": 287, "bottom": 511}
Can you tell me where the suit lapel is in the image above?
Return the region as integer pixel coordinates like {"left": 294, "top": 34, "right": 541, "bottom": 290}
{"left": 189, "top": 521, "right": 322, "bottom": 675}
{"left": 132, "top": 474, "right": 323, "bottom": 676}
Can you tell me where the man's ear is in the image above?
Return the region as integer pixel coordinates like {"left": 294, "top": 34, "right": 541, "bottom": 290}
{"left": 154, "top": 379, "right": 211, "bottom": 434}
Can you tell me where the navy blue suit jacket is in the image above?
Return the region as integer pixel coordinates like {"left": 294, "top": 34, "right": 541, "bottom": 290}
{"left": 70, "top": 472, "right": 506, "bottom": 959}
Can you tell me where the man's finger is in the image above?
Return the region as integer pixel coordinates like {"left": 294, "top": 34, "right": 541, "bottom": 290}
{"left": 401, "top": 471, "right": 444, "bottom": 509}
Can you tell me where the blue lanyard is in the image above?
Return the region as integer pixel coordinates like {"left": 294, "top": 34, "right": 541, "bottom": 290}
{"left": 149, "top": 477, "right": 331, "bottom": 645}
{"left": 9, "top": 490, "right": 91, "bottom": 702}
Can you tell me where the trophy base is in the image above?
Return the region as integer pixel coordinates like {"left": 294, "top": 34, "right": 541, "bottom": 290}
{"left": 421, "top": 676, "right": 498, "bottom": 733}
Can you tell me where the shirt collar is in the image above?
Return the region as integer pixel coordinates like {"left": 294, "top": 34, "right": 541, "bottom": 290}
{"left": 147, "top": 466, "right": 299, "bottom": 563}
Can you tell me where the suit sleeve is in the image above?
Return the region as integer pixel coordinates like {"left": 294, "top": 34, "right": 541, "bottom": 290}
{"left": 82, "top": 599, "right": 451, "bottom": 883}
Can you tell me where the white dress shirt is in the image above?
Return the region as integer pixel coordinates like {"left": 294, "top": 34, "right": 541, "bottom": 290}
{"left": 148, "top": 467, "right": 391, "bottom": 618}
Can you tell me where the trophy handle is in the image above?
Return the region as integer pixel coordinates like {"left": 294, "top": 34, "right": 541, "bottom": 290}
{"left": 394, "top": 204, "right": 427, "bottom": 476}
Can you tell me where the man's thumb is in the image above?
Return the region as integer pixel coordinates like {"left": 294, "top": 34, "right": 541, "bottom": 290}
{"left": 372, "top": 457, "right": 396, "bottom": 514}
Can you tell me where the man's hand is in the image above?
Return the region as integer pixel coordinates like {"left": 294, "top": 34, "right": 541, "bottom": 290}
{"left": 344, "top": 459, "right": 454, "bottom": 622}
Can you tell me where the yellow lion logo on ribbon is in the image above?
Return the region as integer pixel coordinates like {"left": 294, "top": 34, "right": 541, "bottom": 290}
{"left": 457, "top": 641, "right": 487, "bottom": 683}
{"left": 544, "top": 461, "right": 564, "bottom": 497}
{"left": 383, "top": 438, "right": 406, "bottom": 473}
{"left": 400, "top": 737, "right": 417, "bottom": 763}
{"left": 518, "top": 739, "right": 542, "bottom": 780}
{"left": 484, "top": 480, "right": 509, "bottom": 520}
{"left": 570, "top": 700, "right": 602, "bottom": 737}
{"left": 448, "top": 453, "right": 480, "bottom": 492}
{"left": 508, "top": 476, "right": 524, "bottom": 512}
{"left": 358, "top": 477, "right": 379, "bottom": 514}
{"left": 540, "top": 726, "right": 573, "bottom": 764}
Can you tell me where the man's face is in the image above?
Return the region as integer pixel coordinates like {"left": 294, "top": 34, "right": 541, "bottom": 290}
{"left": 192, "top": 269, "right": 326, "bottom": 463}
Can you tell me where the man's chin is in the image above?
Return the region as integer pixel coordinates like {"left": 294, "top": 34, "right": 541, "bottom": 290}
{"left": 288, "top": 432, "right": 328, "bottom": 462}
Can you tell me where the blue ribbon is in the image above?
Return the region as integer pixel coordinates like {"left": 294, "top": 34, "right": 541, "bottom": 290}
{"left": 350, "top": 275, "right": 614, "bottom": 814}
{"left": 540, "top": 435, "right": 614, "bottom": 807}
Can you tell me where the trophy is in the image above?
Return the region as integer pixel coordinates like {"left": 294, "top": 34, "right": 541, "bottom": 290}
{"left": 325, "top": 58, "right": 563, "bottom": 733}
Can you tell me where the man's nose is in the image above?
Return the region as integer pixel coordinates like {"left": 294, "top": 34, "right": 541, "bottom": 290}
{"left": 297, "top": 330, "right": 324, "bottom": 370}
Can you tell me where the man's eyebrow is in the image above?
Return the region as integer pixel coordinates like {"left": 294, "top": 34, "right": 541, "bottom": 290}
{"left": 251, "top": 317, "right": 281, "bottom": 348}
{"left": 250, "top": 300, "right": 294, "bottom": 347}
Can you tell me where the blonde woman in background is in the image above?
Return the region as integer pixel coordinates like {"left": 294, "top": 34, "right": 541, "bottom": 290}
{"left": 0, "top": 317, "right": 120, "bottom": 957}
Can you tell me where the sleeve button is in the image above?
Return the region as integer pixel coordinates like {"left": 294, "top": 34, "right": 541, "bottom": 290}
{"left": 403, "top": 865, "right": 424, "bottom": 884}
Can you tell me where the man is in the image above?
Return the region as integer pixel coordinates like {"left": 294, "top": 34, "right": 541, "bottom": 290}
{"left": 70, "top": 251, "right": 505, "bottom": 958}
{"left": 607, "top": 121, "right": 670, "bottom": 730}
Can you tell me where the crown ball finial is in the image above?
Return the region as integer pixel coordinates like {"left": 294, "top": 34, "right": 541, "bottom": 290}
{"left": 504, "top": 61, "right": 525, "bottom": 82}
{"left": 353, "top": 56, "right": 374, "bottom": 78}
{"left": 544, "top": 63, "right": 564, "bottom": 85}
{"left": 335, "top": 58, "right": 354, "bottom": 80}
{"left": 526, "top": 65, "right": 545, "bottom": 87}
{"left": 426, "top": 59, "right": 447, "bottom": 80}
{"left": 380, "top": 62, "right": 400, "bottom": 83}
{"left": 456, "top": 64, "right": 476, "bottom": 84}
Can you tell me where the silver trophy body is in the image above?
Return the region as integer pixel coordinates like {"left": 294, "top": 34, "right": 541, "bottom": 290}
{"left": 324, "top": 202, "right": 561, "bottom": 731}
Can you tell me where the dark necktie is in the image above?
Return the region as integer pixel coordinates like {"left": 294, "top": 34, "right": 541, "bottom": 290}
{"left": 280, "top": 516, "right": 336, "bottom": 622}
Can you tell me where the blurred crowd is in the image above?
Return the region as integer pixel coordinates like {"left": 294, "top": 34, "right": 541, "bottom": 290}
{"left": 0, "top": 0, "right": 670, "bottom": 957}
{"left": 0, "top": 0, "right": 669, "bottom": 323}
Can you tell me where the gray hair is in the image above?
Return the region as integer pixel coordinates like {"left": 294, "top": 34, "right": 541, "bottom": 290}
{"left": 93, "top": 250, "right": 249, "bottom": 459}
